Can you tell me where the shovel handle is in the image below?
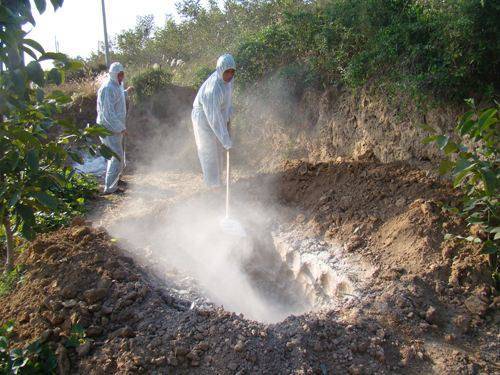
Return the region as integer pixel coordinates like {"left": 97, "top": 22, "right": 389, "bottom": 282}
{"left": 226, "top": 150, "right": 230, "bottom": 218}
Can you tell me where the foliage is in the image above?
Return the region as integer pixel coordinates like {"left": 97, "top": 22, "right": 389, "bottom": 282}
{"left": 91, "top": 0, "right": 308, "bottom": 86}
{"left": 193, "top": 66, "right": 213, "bottom": 89}
{"left": 34, "top": 173, "right": 98, "bottom": 232}
{"left": 115, "top": 15, "right": 156, "bottom": 67}
{"left": 64, "top": 325, "right": 86, "bottom": 349}
{"left": 0, "top": 0, "right": 112, "bottom": 272}
{"left": 0, "top": 321, "right": 57, "bottom": 374}
{"left": 236, "top": 0, "right": 499, "bottom": 99}
{"left": 0, "top": 265, "right": 25, "bottom": 297}
{"left": 130, "top": 67, "right": 173, "bottom": 102}
{"left": 422, "top": 101, "right": 499, "bottom": 282}
{"left": 98, "top": 0, "right": 498, "bottom": 100}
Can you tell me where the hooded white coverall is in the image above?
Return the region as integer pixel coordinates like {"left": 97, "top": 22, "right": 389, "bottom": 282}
{"left": 192, "top": 54, "right": 235, "bottom": 187}
{"left": 96, "top": 62, "right": 127, "bottom": 193}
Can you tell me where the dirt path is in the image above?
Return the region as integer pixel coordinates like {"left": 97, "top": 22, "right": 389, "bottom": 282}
{"left": 1, "top": 160, "right": 498, "bottom": 374}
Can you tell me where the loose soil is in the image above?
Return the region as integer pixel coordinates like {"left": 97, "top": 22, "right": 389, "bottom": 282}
{"left": 1, "top": 157, "right": 498, "bottom": 374}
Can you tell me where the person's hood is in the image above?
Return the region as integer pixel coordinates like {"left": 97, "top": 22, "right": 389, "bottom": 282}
{"left": 108, "top": 62, "right": 124, "bottom": 83}
{"left": 216, "top": 54, "right": 236, "bottom": 82}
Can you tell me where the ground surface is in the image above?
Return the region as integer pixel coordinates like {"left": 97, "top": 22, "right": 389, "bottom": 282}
{"left": 1, "top": 156, "right": 498, "bottom": 374}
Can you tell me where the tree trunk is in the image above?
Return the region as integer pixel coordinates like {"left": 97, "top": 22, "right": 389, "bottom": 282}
{"left": 2, "top": 214, "right": 14, "bottom": 273}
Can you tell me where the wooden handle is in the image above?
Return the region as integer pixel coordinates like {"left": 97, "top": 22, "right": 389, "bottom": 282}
{"left": 225, "top": 150, "right": 230, "bottom": 218}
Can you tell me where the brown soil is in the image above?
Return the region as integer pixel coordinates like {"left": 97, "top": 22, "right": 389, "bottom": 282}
{"left": 1, "top": 157, "right": 498, "bottom": 374}
{"left": 1, "top": 79, "right": 497, "bottom": 374}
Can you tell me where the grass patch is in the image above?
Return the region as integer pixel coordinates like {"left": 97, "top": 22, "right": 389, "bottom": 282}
{"left": 0, "top": 265, "right": 26, "bottom": 298}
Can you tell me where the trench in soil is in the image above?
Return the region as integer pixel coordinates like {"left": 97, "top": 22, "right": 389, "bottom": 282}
{"left": 95, "top": 170, "right": 374, "bottom": 323}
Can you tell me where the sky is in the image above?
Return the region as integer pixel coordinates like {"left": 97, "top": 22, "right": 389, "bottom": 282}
{"left": 27, "top": 0, "right": 197, "bottom": 60}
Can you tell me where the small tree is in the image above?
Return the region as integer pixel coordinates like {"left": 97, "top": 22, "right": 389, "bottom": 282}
{"left": 0, "top": 0, "right": 112, "bottom": 272}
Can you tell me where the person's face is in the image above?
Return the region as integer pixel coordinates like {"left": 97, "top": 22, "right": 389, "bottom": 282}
{"left": 117, "top": 71, "right": 125, "bottom": 84}
{"left": 223, "top": 69, "right": 235, "bottom": 83}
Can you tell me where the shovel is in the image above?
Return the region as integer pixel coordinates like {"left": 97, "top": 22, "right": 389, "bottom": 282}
{"left": 220, "top": 149, "right": 247, "bottom": 237}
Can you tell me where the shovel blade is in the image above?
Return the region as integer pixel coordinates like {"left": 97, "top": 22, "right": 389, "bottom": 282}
{"left": 221, "top": 217, "right": 247, "bottom": 237}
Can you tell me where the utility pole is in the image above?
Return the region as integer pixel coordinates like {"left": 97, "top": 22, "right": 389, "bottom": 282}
{"left": 54, "top": 36, "right": 60, "bottom": 53}
{"left": 100, "top": 0, "right": 110, "bottom": 67}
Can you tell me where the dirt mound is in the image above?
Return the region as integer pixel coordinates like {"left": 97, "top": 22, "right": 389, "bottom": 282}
{"left": 1, "top": 160, "right": 498, "bottom": 374}
{"left": 273, "top": 160, "right": 499, "bottom": 371}
{"left": 277, "top": 160, "right": 449, "bottom": 274}
{"left": 0, "top": 223, "right": 401, "bottom": 374}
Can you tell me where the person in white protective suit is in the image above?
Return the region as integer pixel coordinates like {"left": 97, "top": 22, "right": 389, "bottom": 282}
{"left": 192, "top": 54, "right": 236, "bottom": 188}
{"left": 96, "top": 62, "right": 133, "bottom": 194}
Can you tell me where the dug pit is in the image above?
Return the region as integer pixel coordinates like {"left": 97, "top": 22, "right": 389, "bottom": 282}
{"left": 97, "top": 177, "right": 373, "bottom": 323}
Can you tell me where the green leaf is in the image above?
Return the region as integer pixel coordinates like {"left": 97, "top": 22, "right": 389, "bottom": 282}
{"left": 65, "top": 59, "right": 84, "bottom": 70}
{"left": 468, "top": 216, "right": 484, "bottom": 224}
{"left": 482, "top": 241, "right": 497, "bottom": 255}
{"left": 35, "top": 88, "right": 45, "bottom": 102}
{"left": 20, "top": 223, "right": 36, "bottom": 241}
{"left": 478, "top": 115, "right": 498, "bottom": 133}
{"left": 477, "top": 108, "right": 497, "bottom": 129}
{"left": 45, "top": 172, "right": 65, "bottom": 188}
{"left": 39, "top": 52, "right": 67, "bottom": 62}
{"left": 479, "top": 169, "right": 497, "bottom": 195}
{"left": 10, "top": 348, "right": 23, "bottom": 358}
{"left": 438, "top": 159, "right": 454, "bottom": 175}
{"left": 436, "top": 135, "right": 449, "bottom": 150}
{"left": 458, "top": 116, "right": 476, "bottom": 136}
{"left": 34, "top": 0, "right": 47, "bottom": 14}
{"left": 99, "top": 144, "right": 118, "bottom": 160}
{"left": 68, "top": 151, "right": 83, "bottom": 164}
{"left": 84, "top": 126, "right": 111, "bottom": 137}
{"left": 443, "top": 141, "right": 459, "bottom": 155}
{"left": 46, "top": 68, "right": 63, "bottom": 85}
{"left": 26, "top": 61, "right": 45, "bottom": 85}
{"left": 32, "top": 192, "right": 59, "bottom": 209}
{"left": 50, "top": 0, "right": 65, "bottom": 11}
{"left": 16, "top": 205, "right": 36, "bottom": 226}
{"left": 26, "top": 149, "right": 39, "bottom": 170}
{"left": 0, "top": 336, "right": 8, "bottom": 350}
{"left": 22, "top": 38, "right": 45, "bottom": 55}
{"left": 453, "top": 158, "right": 473, "bottom": 174}
{"left": 422, "top": 135, "right": 437, "bottom": 144}
{"left": 418, "top": 123, "right": 436, "bottom": 134}
{"left": 9, "top": 191, "right": 21, "bottom": 208}
{"left": 453, "top": 169, "right": 472, "bottom": 188}
{"left": 20, "top": 45, "right": 38, "bottom": 60}
{"left": 494, "top": 232, "right": 500, "bottom": 241}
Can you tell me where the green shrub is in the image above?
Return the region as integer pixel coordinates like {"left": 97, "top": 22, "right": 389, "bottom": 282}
{"left": 193, "top": 66, "right": 213, "bottom": 89}
{"left": 423, "top": 100, "right": 499, "bottom": 283}
{"left": 0, "top": 321, "right": 57, "bottom": 374}
{"left": 34, "top": 173, "right": 98, "bottom": 232}
{"left": 236, "top": 0, "right": 499, "bottom": 100}
{"left": 130, "top": 68, "right": 173, "bottom": 102}
{"left": 109, "top": 0, "right": 498, "bottom": 101}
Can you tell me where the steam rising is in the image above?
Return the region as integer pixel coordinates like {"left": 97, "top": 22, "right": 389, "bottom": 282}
{"left": 94, "top": 78, "right": 340, "bottom": 322}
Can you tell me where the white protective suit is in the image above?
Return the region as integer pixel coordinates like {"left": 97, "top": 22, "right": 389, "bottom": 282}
{"left": 192, "top": 54, "right": 235, "bottom": 187}
{"left": 96, "top": 62, "right": 127, "bottom": 193}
